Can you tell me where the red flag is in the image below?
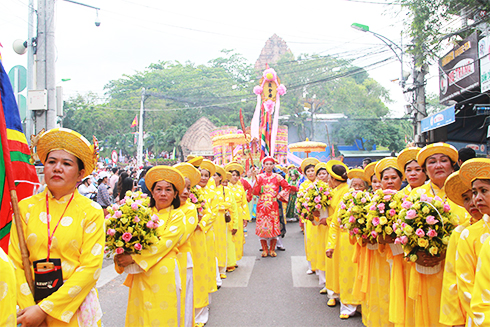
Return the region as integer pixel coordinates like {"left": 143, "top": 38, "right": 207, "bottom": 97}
{"left": 0, "top": 61, "right": 39, "bottom": 253}
{"left": 131, "top": 115, "right": 138, "bottom": 128}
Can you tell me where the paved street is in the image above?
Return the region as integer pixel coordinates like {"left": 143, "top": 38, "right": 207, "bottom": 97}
{"left": 98, "top": 221, "right": 365, "bottom": 327}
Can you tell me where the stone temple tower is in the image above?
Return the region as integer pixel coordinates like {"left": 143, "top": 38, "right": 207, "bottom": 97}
{"left": 254, "top": 34, "right": 293, "bottom": 73}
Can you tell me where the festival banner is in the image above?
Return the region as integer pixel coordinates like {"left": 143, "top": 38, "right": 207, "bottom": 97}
{"left": 0, "top": 60, "right": 39, "bottom": 253}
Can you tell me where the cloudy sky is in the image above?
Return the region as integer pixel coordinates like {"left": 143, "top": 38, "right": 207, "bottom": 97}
{"left": 1, "top": 0, "right": 447, "bottom": 116}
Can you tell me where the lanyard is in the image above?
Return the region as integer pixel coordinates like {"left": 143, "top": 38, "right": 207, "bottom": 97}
{"left": 429, "top": 182, "right": 447, "bottom": 201}
{"left": 45, "top": 192, "right": 75, "bottom": 260}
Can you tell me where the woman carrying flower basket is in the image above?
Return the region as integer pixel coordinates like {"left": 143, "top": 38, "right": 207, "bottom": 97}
{"left": 356, "top": 158, "right": 402, "bottom": 326}
{"left": 10, "top": 128, "right": 105, "bottom": 327}
{"left": 397, "top": 147, "right": 427, "bottom": 197}
{"left": 365, "top": 161, "right": 382, "bottom": 192}
{"left": 114, "top": 166, "right": 186, "bottom": 327}
{"left": 457, "top": 159, "right": 490, "bottom": 326}
{"left": 340, "top": 169, "right": 370, "bottom": 306}
{"left": 311, "top": 162, "right": 333, "bottom": 296}
{"left": 296, "top": 157, "right": 320, "bottom": 272}
{"left": 324, "top": 160, "right": 353, "bottom": 316}
{"left": 389, "top": 148, "right": 426, "bottom": 327}
{"left": 174, "top": 163, "right": 201, "bottom": 327}
{"left": 438, "top": 170, "right": 483, "bottom": 327}
{"left": 400, "top": 143, "right": 467, "bottom": 327}
{"left": 195, "top": 160, "right": 218, "bottom": 325}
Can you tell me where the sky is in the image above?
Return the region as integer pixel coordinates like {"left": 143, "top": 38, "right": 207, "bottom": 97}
{"left": 1, "top": 0, "right": 447, "bottom": 118}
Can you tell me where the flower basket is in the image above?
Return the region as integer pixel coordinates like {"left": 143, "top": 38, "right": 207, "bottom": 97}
{"left": 105, "top": 191, "right": 160, "bottom": 256}
{"left": 395, "top": 193, "right": 457, "bottom": 271}
{"left": 189, "top": 185, "right": 206, "bottom": 215}
{"left": 296, "top": 181, "right": 332, "bottom": 223}
{"left": 366, "top": 189, "right": 402, "bottom": 243}
{"left": 339, "top": 189, "right": 372, "bottom": 242}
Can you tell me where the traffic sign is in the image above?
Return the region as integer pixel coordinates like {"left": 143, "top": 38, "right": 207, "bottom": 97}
{"left": 8, "top": 65, "right": 27, "bottom": 92}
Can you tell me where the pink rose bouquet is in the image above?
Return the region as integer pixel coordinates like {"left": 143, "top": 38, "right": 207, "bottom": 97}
{"left": 394, "top": 193, "right": 457, "bottom": 263}
{"left": 365, "top": 189, "right": 402, "bottom": 242}
{"left": 189, "top": 185, "right": 206, "bottom": 215}
{"left": 295, "top": 180, "right": 332, "bottom": 222}
{"left": 339, "top": 189, "right": 372, "bottom": 242}
{"left": 105, "top": 191, "right": 160, "bottom": 256}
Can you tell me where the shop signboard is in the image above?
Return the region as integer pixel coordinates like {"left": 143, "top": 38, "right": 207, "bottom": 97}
{"left": 421, "top": 106, "right": 455, "bottom": 133}
{"left": 479, "top": 35, "right": 490, "bottom": 92}
{"left": 439, "top": 32, "right": 480, "bottom": 103}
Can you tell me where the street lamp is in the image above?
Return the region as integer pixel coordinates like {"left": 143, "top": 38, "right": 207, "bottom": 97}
{"left": 351, "top": 23, "right": 407, "bottom": 87}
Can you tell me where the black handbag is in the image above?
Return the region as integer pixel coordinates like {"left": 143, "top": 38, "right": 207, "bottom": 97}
{"left": 33, "top": 258, "right": 63, "bottom": 302}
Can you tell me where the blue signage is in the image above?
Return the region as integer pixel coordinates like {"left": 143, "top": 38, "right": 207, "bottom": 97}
{"left": 421, "top": 106, "right": 456, "bottom": 133}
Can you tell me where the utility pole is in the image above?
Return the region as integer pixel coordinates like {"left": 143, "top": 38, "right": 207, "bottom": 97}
{"left": 137, "top": 88, "right": 145, "bottom": 167}
{"left": 413, "top": 61, "right": 428, "bottom": 146}
{"left": 25, "top": 0, "right": 36, "bottom": 138}
{"left": 35, "top": 0, "right": 57, "bottom": 133}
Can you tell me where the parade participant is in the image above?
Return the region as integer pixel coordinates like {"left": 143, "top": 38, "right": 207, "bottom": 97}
{"left": 11, "top": 128, "right": 105, "bottom": 327}
{"left": 397, "top": 147, "right": 426, "bottom": 196}
{"left": 348, "top": 168, "right": 368, "bottom": 191}
{"left": 366, "top": 158, "right": 403, "bottom": 327}
{"left": 455, "top": 159, "right": 490, "bottom": 326}
{"left": 195, "top": 159, "right": 217, "bottom": 326}
{"left": 324, "top": 160, "right": 356, "bottom": 317}
{"left": 439, "top": 171, "right": 482, "bottom": 326}
{"left": 225, "top": 162, "right": 250, "bottom": 262}
{"left": 252, "top": 156, "right": 298, "bottom": 257}
{"left": 244, "top": 167, "right": 257, "bottom": 221}
{"left": 285, "top": 169, "right": 300, "bottom": 221}
{"left": 213, "top": 166, "right": 230, "bottom": 278}
{"left": 115, "top": 165, "right": 186, "bottom": 327}
{"left": 1, "top": 247, "right": 17, "bottom": 326}
{"left": 196, "top": 159, "right": 221, "bottom": 296}
{"left": 313, "top": 162, "right": 331, "bottom": 295}
{"left": 174, "top": 163, "right": 201, "bottom": 327}
{"left": 297, "top": 157, "right": 320, "bottom": 268}
{"left": 364, "top": 161, "right": 381, "bottom": 192}
{"left": 219, "top": 172, "right": 239, "bottom": 273}
{"left": 405, "top": 143, "right": 468, "bottom": 327}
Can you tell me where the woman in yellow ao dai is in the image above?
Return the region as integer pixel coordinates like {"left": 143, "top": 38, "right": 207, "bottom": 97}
{"left": 324, "top": 160, "right": 358, "bottom": 318}
{"left": 115, "top": 166, "right": 186, "bottom": 327}
{"left": 454, "top": 158, "right": 490, "bottom": 327}
{"left": 438, "top": 169, "right": 483, "bottom": 326}
{"left": 405, "top": 143, "right": 467, "bottom": 327}
{"left": 297, "top": 158, "right": 320, "bottom": 272}
{"left": 1, "top": 247, "right": 17, "bottom": 327}
{"left": 225, "top": 162, "right": 250, "bottom": 262}
{"left": 174, "top": 163, "right": 202, "bottom": 327}
{"left": 359, "top": 158, "right": 404, "bottom": 327}
{"left": 215, "top": 170, "right": 239, "bottom": 273}
{"left": 11, "top": 128, "right": 105, "bottom": 327}
{"left": 198, "top": 160, "right": 219, "bottom": 294}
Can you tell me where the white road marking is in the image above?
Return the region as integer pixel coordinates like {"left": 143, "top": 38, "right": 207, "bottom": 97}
{"left": 221, "top": 256, "right": 255, "bottom": 288}
{"left": 291, "top": 256, "right": 320, "bottom": 287}
{"left": 97, "top": 263, "right": 124, "bottom": 288}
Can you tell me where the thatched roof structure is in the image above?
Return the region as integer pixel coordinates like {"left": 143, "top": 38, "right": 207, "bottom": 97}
{"left": 180, "top": 117, "right": 217, "bottom": 158}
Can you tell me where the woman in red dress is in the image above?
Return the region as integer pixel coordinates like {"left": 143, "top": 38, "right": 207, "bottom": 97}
{"left": 252, "top": 157, "right": 298, "bottom": 257}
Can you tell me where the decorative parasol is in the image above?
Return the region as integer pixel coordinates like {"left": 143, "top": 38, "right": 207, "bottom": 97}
{"left": 212, "top": 133, "right": 251, "bottom": 163}
{"left": 288, "top": 138, "right": 327, "bottom": 158}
